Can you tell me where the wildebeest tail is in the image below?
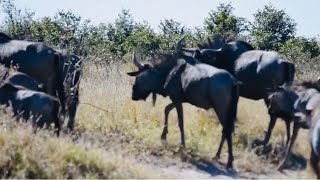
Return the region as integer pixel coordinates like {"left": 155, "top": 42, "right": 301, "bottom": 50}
{"left": 52, "top": 99, "right": 61, "bottom": 136}
{"left": 283, "top": 61, "right": 295, "bottom": 85}
{"left": 54, "top": 53, "right": 66, "bottom": 116}
{"left": 227, "top": 80, "right": 240, "bottom": 133}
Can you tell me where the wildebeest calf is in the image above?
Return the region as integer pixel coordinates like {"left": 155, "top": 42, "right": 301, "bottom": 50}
{"left": 0, "top": 69, "right": 61, "bottom": 135}
{"left": 307, "top": 107, "right": 320, "bottom": 178}
{"left": 267, "top": 83, "right": 320, "bottom": 170}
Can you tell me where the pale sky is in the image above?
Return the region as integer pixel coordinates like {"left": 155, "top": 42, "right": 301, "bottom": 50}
{"left": 5, "top": 0, "right": 320, "bottom": 38}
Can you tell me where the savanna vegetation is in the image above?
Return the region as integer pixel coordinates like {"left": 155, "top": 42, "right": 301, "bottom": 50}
{"left": 0, "top": 0, "right": 320, "bottom": 178}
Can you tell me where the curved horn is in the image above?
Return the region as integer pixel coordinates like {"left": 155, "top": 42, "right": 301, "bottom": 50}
{"left": 206, "top": 48, "right": 222, "bottom": 52}
{"left": 176, "top": 36, "right": 186, "bottom": 53}
{"left": 132, "top": 50, "right": 143, "bottom": 70}
{"left": 181, "top": 47, "right": 197, "bottom": 53}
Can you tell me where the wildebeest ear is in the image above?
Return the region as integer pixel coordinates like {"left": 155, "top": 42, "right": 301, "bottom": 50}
{"left": 127, "top": 71, "right": 141, "bottom": 77}
{"left": 127, "top": 64, "right": 151, "bottom": 76}
{"left": 163, "top": 59, "right": 187, "bottom": 90}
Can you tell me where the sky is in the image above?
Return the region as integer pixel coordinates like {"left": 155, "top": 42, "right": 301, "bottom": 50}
{"left": 5, "top": 0, "right": 320, "bottom": 38}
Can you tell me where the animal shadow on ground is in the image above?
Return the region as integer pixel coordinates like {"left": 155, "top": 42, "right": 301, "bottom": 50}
{"left": 182, "top": 153, "right": 248, "bottom": 178}
{"left": 163, "top": 146, "right": 241, "bottom": 178}
{"left": 252, "top": 138, "right": 307, "bottom": 171}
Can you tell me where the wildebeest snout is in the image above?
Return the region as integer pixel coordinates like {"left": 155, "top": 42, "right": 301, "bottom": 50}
{"left": 131, "top": 84, "right": 149, "bottom": 101}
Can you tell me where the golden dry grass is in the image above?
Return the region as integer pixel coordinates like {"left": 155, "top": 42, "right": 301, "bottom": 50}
{"left": 0, "top": 62, "right": 317, "bottom": 178}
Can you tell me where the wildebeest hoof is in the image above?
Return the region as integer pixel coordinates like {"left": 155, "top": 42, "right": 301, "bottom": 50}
{"left": 179, "top": 148, "right": 187, "bottom": 162}
{"left": 226, "top": 167, "right": 237, "bottom": 175}
{"left": 161, "top": 139, "right": 168, "bottom": 146}
{"left": 277, "top": 163, "right": 286, "bottom": 172}
{"left": 251, "top": 139, "right": 265, "bottom": 148}
{"left": 255, "top": 144, "right": 272, "bottom": 155}
{"left": 212, "top": 155, "right": 220, "bottom": 162}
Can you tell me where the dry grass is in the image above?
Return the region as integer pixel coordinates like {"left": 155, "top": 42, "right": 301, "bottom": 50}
{"left": 0, "top": 61, "right": 318, "bottom": 178}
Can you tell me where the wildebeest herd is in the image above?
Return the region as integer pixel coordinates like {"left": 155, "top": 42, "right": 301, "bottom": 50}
{"left": 0, "top": 32, "right": 81, "bottom": 135}
{"left": 1, "top": 32, "right": 320, "bottom": 177}
{"left": 128, "top": 35, "right": 320, "bottom": 177}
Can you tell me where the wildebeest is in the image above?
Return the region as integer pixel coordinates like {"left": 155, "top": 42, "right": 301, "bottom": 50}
{"left": 267, "top": 83, "right": 320, "bottom": 170}
{"left": 183, "top": 35, "right": 295, "bottom": 147}
{"left": 0, "top": 65, "right": 44, "bottom": 91}
{"left": 306, "top": 107, "right": 320, "bottom": 178}
{"left": 182, "top": 34, "right": 255, "bottom": 70}
{"left": 0, "top": 32, "right": 66, "bottom": 116}
{"left": 56, "top": 49, "right": 82, "bottom": 131}
{"left": 0, "top": 69, "right": 61, "bottom": 135}
{"left": 127, "top": 44, "right": 240, "bottom": 169}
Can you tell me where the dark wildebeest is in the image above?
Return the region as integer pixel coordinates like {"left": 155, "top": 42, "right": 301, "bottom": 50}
{"left": 267, "top": 83, "right": 320, "bottom": 170}
{"left": 127, "top": 47, "right": 240, "bottom": 169}
{"left": 304, "top": 107, "right": 320, "bottom": 178}
{"left": 0, "top": 32, "right": 66, "bottom": 116}
{"left": 0, "top": 68, "right": 61, "bottom": 136}
{"left": 183, "top": 35, "right": 295, "bottom": 148}
{"left": 56, "top": 49, "right": 82, "bottom": 131}
{"left": 0, "top": 65, "right": 44, "bottom": 91}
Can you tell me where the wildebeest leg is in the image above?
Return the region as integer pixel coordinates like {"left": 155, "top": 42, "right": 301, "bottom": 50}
{"left": 66, "top": 94, "right": 79, "bottom": 131}
{"left": 285, "top": 120, "right": 291, "bottom": 145}
{"left": 54, "top": 115, "right": 61, "bottom": 137}
{"left": 225, "top": 128, "right": 234, "bottom": 169}
{"left": 261, "top": 115, "right": 277, "bottom": 146}
{"left": 278, "top": 122, "right": 300, "bottom": 171}
{"left": 161, "top": 103, "right": 175, "bottom": 145}
{"left": 310, "top": 150, "right": 320, "bottom": 179}
{"left": 213, "top": 134, "right": 225, "bottom": 160}
{"left": 175, "top": 103, "right": 185, "bottom": 148}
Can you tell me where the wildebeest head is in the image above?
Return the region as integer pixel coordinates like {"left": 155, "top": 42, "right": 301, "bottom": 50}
{"left": 267, "top": 83, "right": 320, "bottom": 127}
{"left": 267, "top": 85, "right": 298, "bottom": 116}
{"left": 127, "top": 51, "right": 166, "bottom": 101}
{"left": 193, "top": 49, "right": 222, "bottom": 66}
{"left": 0, "top": 82, "right": 23, "bottom": 104}
{"left": 127, "top": 38, "right": 186, "bottom": 103}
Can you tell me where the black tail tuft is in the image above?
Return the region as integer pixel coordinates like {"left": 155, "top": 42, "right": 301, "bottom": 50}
{"left": 283, "top": 61, "right": 295, "bottom": 85}
{"left": 54, "top": 53, "right": 66, "bottom": 117}
{"left": 53, "top": 100, "right": 61, "bottom": 136}
{"left": 227, "top": 83, "right": 240, "bottom": 133}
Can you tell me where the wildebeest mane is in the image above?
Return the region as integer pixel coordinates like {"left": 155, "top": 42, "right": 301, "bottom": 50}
{"left": 151, "top": 53, "right": 178, "bottom": 69}
{"left": 232, "top": 40, "right": 255, "bottom": 50}
{"left": 198, "top": 34, "right": 255, "bottom": 51}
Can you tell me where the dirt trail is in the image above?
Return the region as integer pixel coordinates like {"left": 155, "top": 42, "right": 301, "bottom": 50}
{"left": 126, "top": 150, "right": 305, "bottom": 179}
{"left": 76, "top": 131, "right": 311, "bottom": 179}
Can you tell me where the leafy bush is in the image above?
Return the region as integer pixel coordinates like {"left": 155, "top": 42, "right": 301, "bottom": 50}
{"left": 0, "top": 0, "right": 319, "bottom": 75}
